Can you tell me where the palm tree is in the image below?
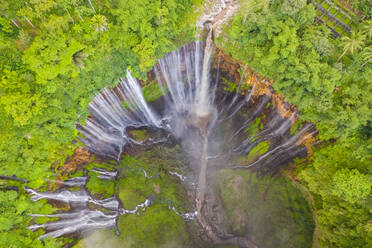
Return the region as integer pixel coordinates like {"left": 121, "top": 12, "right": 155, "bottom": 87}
{"left": 18, "top": 29, "right": 31, "bottom": 47}
{"left": 337, "top": 31, "right": 365, "bottom": 61}
{"left": 87, "top": 0, "right": 96, "bottom": 13}
{"left": 361, "top": 46, "right": 372, "bottom": 67}
{"left": 91, "top": 14, "right": 108, "bottom": 32}
{"left": 360, "top": 20, "right": 372, "bottom": 40}
{"left": 73, "top": 50, "right": 88, "bottom": 71}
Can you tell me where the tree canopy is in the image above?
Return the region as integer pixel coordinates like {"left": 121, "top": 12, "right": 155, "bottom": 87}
{"left": 0, "top": 0, "right": 370, "bottom": 247}
{"left": 0, "top": 0, "right": 200, "bottom": 246}
{"left": 218, "top": 0, "right": 371, "bottom": 246}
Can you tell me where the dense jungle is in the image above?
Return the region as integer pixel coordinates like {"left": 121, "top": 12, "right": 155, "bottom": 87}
{"left": 0, "top": 0, "right": 371, "bottom": 248}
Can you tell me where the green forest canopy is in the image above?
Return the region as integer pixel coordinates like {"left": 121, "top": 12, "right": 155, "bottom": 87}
{"left": 217, "top": 0, "right": 371, "bottom": 247}
{"left": 0, "top": 0, "right": 371, "bottom": 247}
{"left": 0, "top": 0, "right": 200, "bottom": 247}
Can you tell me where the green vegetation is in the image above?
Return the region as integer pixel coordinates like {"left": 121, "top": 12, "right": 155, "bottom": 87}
{"left": 75, "top": 146, "right": 193, "bottom": 248}
{"left": 217, "top": 169, "right": 314, "bottom": 247}
{"left": 222, "top": 77, "right": 237, "bottom": 92}
{"left": 142, "top": 80, "right": 165, "bottom": 102}
{"left": 0, "top": 0, "right": 200, "bottom": 246}
{"left": 74, "top": 204, "right": 190, "bottom": 248}
{"left": 218, "top": 0, "right": 371, "bottom": 246}
{"left": 117, "top": 204, "right": 189, "bottom": 247}
{"left": 313, "top": 0, "right": 361, "bottom": 36}
{"left": 243, "top": 117, "right": 260, "bottom": 136}
{"left": 235, "top": 140, "right": 270, "bottom": 165}
{"left": 0, "top": 0, "right": 370, "bottom": 247}
{"left": 0, "top": 188, "right": 61, "bottom": 248}
{"left": 246, "top": 141, "right": 269, "bottom": 160}
{"left": 123, "top": 80, "right": 165, "bottom": 109}
{"left": 342, "top": 0, "right": 372, "bottom": 18}
{"left": 117, "top": 147, "right": 192, "bottom": 246}
{"left": 119, "top": 146, "right": 189, "bottom": 209}
{"left": 73, "top": 229, "right": 123, "bottom": 248}
{"left": 128, "top": 129, "right": 149, "bottom": 142}
{"left": 86, "top": 171, "right": 115, "bottom": 199}
{"left": 299, "top": 143, "right": 371, "bottom": 247}
{"left": 222, "top": 76, "right": 251, "bottom": 93}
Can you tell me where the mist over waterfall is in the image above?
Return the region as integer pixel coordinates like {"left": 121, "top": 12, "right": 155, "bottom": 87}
{"left": 196, "top": 28, "right": 214, "bottom": 116}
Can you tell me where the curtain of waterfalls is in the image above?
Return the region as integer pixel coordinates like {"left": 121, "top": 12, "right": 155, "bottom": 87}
{"left": 28, "top": 36, "right": 314, "bottom": 247}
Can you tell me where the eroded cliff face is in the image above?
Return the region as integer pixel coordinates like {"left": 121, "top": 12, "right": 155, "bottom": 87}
{"left": 212, "top": 48, "right": 317, "bottom": 153}
{"left": 59, "top": 147, "right": 92, "bottom": 174}
{"left": 64, "top": 48, "right": 316, "bottom": 171}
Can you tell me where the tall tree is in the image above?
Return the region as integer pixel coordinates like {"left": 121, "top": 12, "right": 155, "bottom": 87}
{"left": 361, "top": 46, "right": 372, "bottom": 66}
{"left": 90, "top": 14, "right": 107, "bottom": 32}
{"left": 360, "top": 20, "right": 372, "bottom": 39}
{"left": 337, "top": 31, "right": 365, "bottom": 61}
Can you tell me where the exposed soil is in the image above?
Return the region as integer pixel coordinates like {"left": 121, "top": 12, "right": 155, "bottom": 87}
{"left": 58, "top": 147, "right": 92, "bottom": 175}
{"left": 337, "top": 0, "right": 363, "bottom": 17}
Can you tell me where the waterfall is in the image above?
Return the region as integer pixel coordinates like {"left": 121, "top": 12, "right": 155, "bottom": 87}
{"left": 77, "top": 71, "right": 162, "bottom": 161}
{"left": 196, "top": 28, "right": 214, "bottom": 116}
{"left": 154, "top": 34, "right": 215, "bottom": 117}
{"left": 26, "top": 167, "right": 155, "bottom": 240}
{"left": 30, "top": 38, "right": 315, "bottom": 246}
{"left": 79, "top": 35, "right": 216, "bottom": 160}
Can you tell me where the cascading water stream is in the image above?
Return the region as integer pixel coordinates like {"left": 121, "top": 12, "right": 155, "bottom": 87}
{"left": 196, "top": 27, "right": 214, "bottom": 117}
{"left": 26, "top": 167, "right": 155, "bottom": 240}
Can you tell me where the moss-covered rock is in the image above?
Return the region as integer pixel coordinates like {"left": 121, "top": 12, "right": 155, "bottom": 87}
{"left": 85, "top": 172, "right": 115, "bottom": 199}
{"left": 73, "top": 229, "right": 122, "bottom": 248}
{"left": 74, "top": 145, "right": 196, "bottom": 247}
{"left": 117, "top": 203, "right": 189, "bottom": 247}
{"left": 114, "top": 145, "right": 196, "bottom": 247}
{"left": 142, "top": 80, "right": 164, "bottom": 102}
{"left": 84, "top": 163, "right": 116, "bottom": 199}
{"left": 119, "top": 146, "right": 188, "bottom": 209}
{"left": 217, "top": 169, "right": 314, "bottom": 248}
{"left": 128, "top": 129, "right": 149, "bottom": 142}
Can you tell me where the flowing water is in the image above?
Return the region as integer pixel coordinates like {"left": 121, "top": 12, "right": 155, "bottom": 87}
{"left": 28, "top": 31, "right": 315, "bottom": 247}
{"left": 26, "top": 166, "right": 155, "bottom": 240}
